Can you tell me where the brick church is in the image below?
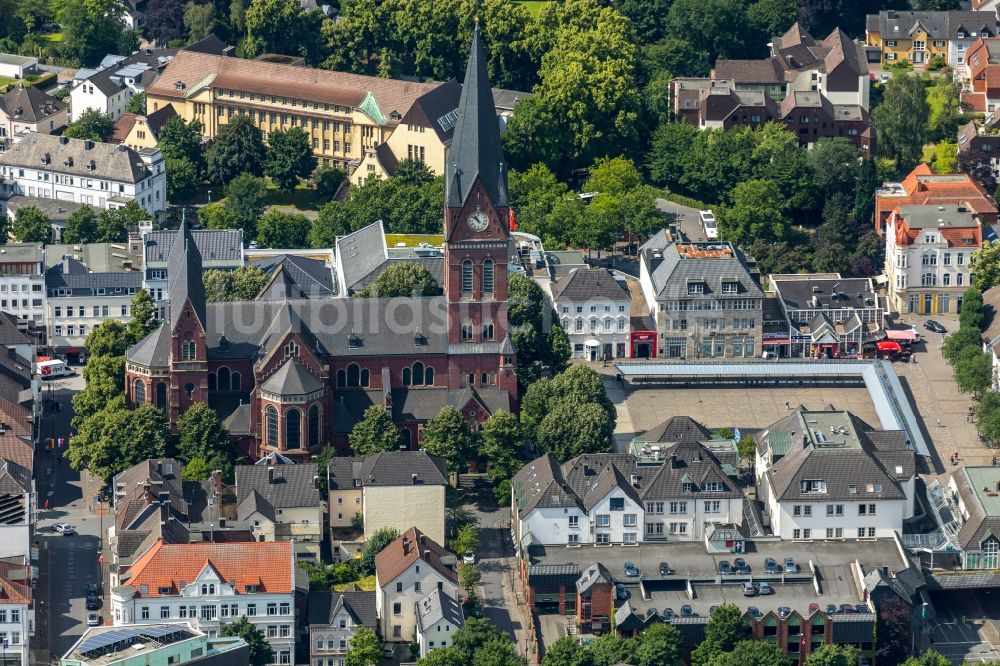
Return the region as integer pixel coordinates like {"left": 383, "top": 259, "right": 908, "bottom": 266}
{"left": 124, "top": 28, "right": 518, "bottom": 459}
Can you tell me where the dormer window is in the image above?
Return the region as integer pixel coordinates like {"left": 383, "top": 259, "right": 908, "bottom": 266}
{"left": 800, "top": 479, "right": 827, "bottom": 494}
{"left": 688, "top": 282, "right": 705, "bottom": 295}
{"left": 414, "top": 331, "right": 426, "bottom": 347}
{"left": 175, "top": 80, "right": 186, "bottom": 90}
{"left": 348, "top": 333, "right": 360, "bottom": 349}
{"left": 721, "top": 281, "right": 739, "bottom": 294}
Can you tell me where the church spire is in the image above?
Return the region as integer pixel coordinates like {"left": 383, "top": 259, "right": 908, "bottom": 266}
{"left": 446, "top": 23, "right": 508, "bottom": 209}
{"left": 166, "top": 219, "right": 206, "bottom": 330}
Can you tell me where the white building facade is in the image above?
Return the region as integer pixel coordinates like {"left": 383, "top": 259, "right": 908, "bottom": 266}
{"left": 552, "top": 268, "right": 632, "bottom": 361}
{"left": 0, "top": 246, "right": 45, "bottom": 327}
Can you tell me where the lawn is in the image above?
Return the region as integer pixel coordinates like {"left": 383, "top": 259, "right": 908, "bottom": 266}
{"left": 385, "top": 233, "right": 444, "bottom": 247}
{"left": 515, "top": 0, "right": 549, "bottom": 17}
{"left": 39, "top": 32, "right": 63, "bottom": 43}
{"left": 263, "top": 183, "right": 324, "bottom": 211}
{"left": 334, "top": 575, "right": 375, "bottom": 592}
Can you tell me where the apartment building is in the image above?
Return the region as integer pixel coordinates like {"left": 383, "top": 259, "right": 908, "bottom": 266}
{"left": 61, "top": 623, "right": 249, "bottom": 666}
{"left": 755, "top": 408, "right": 915, "bottom": 539}
{"left": 884, "top": 202, "right": 981, "bottom": 315}
{"left": 0, "top": 85, "right": 67, "bottom": 150}
{"left": 70, "top": 49, "right": 177, "bottom": 122}
{"left": 307, "top": 587, "right": 377, "bottom": 666}
{"left": 865, "top": 10, "right": 996, "bottom": 68}
{"left": 874, "top": 163, "right": 997, "bottom": 236}
{"left": 945, "top": 466, "right": 1000, "bottom": 569}
{"left": 0, "top": 133, "right": 167, "bottom": 218}
{"left": 145, "top": 50, "right": 439, "bottom": 170}
{"left": 235, "top": 464, "right": 323, "bottom": 560}
{"left": 110, "top": 105, "right": 178, "bottom": 152}
{"left": 639, "top": 234, "right": 763, "bottom": 359}
{"left": 958, "top": 120, "right": 1000, "bottom": 180}
{"left": 0, "top": 557, "right": 32, "bottom": 666}
{"left": 414, "top": 589, "right": 464, "bottom": 658}
{"left": 552, "top": 268, "right": 632, "bottom": 361}
{"left": 110, "top": 541, "right": 299, "bottom": 665}
{"left": 962, "top": 38, "right": 1000, "bottom": 115}
{"left": 0, "top": 245, "right": 44, "bottom": 327}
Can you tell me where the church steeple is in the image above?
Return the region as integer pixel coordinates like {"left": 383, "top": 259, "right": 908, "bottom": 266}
{"left": 446, "top": 24, "right": 508, "bottom": 210}
{"left": 166, "top": 219, "right": 206, "bottom": 330}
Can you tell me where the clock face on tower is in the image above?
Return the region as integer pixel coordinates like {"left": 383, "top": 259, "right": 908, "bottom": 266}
{"left": 467, "top": 211, "right": 489, "bottom": 232}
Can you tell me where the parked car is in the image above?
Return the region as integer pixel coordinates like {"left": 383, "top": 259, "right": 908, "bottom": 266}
{"left": 778, "top": 606, "right": 791, "bottom": 619}
{"left": 86, "top": 612, "right": 100, "bottom": 627}
{"left": 86, "top": 583, "right": 100, "bottom": 596}
{"left": 681, "top": 604, "right": 694, "bottom": 618}
{"left": 755, "top": 582, "right": 774, "bottom": 595}
{"left": 742, "top": 582, "right": 756, "bottom": 597}
{"left": 54, "top": 523, "right": 75, "bottom": 535}
{"left": 662, "top": 607, "right": 674, "bottom": 621}
{"left": 85, "top": 594, "right": 99, "bottom": 611}
{"left": 764, "top": 557, "right": 781, "bottom": 574}
{"left": 718, "top": 560, "right": 732, "bottom": 575}
{"left": 463, "top": 551, "right": 476, "bottom": 565}
{"left": 624, "top": 562, "right": 640, "bottom": 578}
{"left": 615, "top": 583, "right": 628, "bottom": 600}
{"left": 383, "top": 646, "right": 395, "bottom": 659}
{"left": 659, "top": 562, "right": 673, "bottom": 576}
{"left": 839, "top": 604, "right": 857, "bottom": 614}
{"left": 784, "top": 557, "right": 797, "bottom": 573}
{"left": 747, "top": 606, "right": 762, "bottom": 620}
{"left": 826, "top": 604, "right": 838, "bottom": 616}
{"left": 734, "top": 557, "right": 749, "bottom": 574}
{"left": 809, "top": 602, "right": 820, "bottom": 614}
{"left": 700, "top": 210, "right": 718, "bottom": 240}
{"left": 856, "top": 604, "right": 870, "bottom": 613}
{"left": 924, "top": 320, "right": 947, "bottom": 334}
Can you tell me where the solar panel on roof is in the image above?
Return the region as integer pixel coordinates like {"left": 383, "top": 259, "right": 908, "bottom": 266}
{"left": 140, "top": 624, "right": 188, "bottom": 638}
{"left": 77, "top": 628, "right": 140, "bottom": 655}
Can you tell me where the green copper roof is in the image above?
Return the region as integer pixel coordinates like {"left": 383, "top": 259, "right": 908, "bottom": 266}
{"left": 357, "top": 91, "right": 386, "bottom": 125}
{"left": 186, "top": 73, "right": 216, "bottom": 99}
{"left": 767, "top": 431, "right": 791, "bottom": 457}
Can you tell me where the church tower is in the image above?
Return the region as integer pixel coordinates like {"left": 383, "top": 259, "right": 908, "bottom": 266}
{"left": 166, "top": 220, "right": 209, "bottom": 422}
{"left": 443, "top": 25, "right": 517, "bottom": 397}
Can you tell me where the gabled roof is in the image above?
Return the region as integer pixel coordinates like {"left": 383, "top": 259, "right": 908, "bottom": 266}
{"left": 182, "top": 34, "right": 230, "bottom": 56}
{"left": 445, "top": 25, "right": 508, "bottom": 209}
{"left": 166, "top": 220, "right": 207, "bottom": 330}
{"left": 126, "top": 323, "right": 171, "bottom": 367}
{"left": 308, "top": 589, "right": 377, "bottom": 628}
{"left": 550, "top": 268, "right": 632, "bottom": 303}
{"left": 145, "top": 103, "right": 178, "bottom": 136}
{"left": 638, "top": 416, "right": 714, "bottom": 445}
{"left": 0, "top": 133, "right": 153, "bottom": 183}
{"left": 415, "top": 588, "right": 464, "bottom": 632}
{"left": 347, "top": 451, "right": 448, "bottom": 487}
{"left": 582, "top": 463, "right": 642, "bottom": 511}
{"left": 402, "top": 79, "right": 462, "bottom": 143}
{"left": 252, "top": 254, "right": 336, "bottom": 299}
{"left": 144, "top": 229, "right": 244, "bottom": 264}
{"left": 0, "top": 460, "right": 30, "bottom": 494}
{"left": 0, "top": 559, "right": 31, "bottom": 605}
{"left": 643, "top": 240, "right": 763, "bottom": 302}
{"left": 336, "top": 221, "right": 388, "bottom": 294}
{"left": 235, "top": 462, "right": 320, "bottom": 519}
{"left": 110, "top": 113, "right": 140, "bottom": 143}
{"left": 0, "top": 85, "right": 66, "bottom": 124}
{"left": 375, "top": 527, "right": 457, "bottom": 585}
{"left": 576, "top": 563, "right": 613, "bottom": 593}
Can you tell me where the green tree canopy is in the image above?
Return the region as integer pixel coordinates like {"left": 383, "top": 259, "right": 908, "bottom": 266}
{"left": 954, "top": 346, "right": 992, "bottom": 398}
{"left": 183, "top": 0, "right": 219, "bottom": 42}
{"left": 691, "top": 603, "right": 745, "bottom": 666}
{"left": 72, "top": 355, "right": 125, "bottom": 427}
{"left": 587, "top": 633, "right": 637, "bottom": 666}
{"left": 68, "top": 398, "right": 171, "bottom": 482}
{"left": 972, "top": 240, "right": 1000, "bottom": 291}
{"left": 717, "top": 179, "right": 790, "bottom": 247}
{"left": 451, "top": 523, "right": 480, "bottom": 556}
{"left": 540, "top": 637, "right": 591, "bottom": 666}
{"left": 480, "top": 410, "right": 524, "bottom": 481}
{"left": 204, "top": 265, "right": 269, "bottom": 301}
{"left": 805, "top": 645, "right": 860, "bottom": 666}
{"left": 177, "top": 403, "right": 236, "bottom": 481}
{"left": 85, "top": 320, "right": 131, "bottom": 357}
{"left": 64, "top": 109, "right": 114, "bottom": 142}
{"left": 582, "top": 156, "right": 661, "bottom": 249}
{"left": 207, "top": 116, "right": 267, "bottom": 184}
{"left": 10, "top": 206, "right": 51, "bottom": 243}
{"left": 245, "top": 0, "right": 325, "bottom": 63}
{"left": 158, "top": 116, "right": 206, "bottom": 172}
{"left": 256, "top": 209, "right": 312, "bottom": 248}
{"left": 310, "top": 200, "right": 350, "bottom": 248}
{"left": 349, "top": 405, "right": 402, "bottom": 456}
{"left": 421, "top": 405, "right": 480, "bottom": 474}
{"left": 346, "top": 626, "right": 383, "bottom": 666}
{"left": 359, "top": 526, "right": 398, "bottom": 575}
{"left": 709, "top": 640, "right": 786, "bottom": 666}
{"left": 355, "top": 262, "right": 441, "bottom": 297}
{"left": 315, "top": 165, "right": 347, "bottom": 198}
{"left": 264, "top": 126, "right": 317, "bottom": 191}
{"left": 417, "top": 647, "right": 467, "bottom": 666}
{"left": 125, "top": 92, "right": 146, "bottom": 115}
{"left": 635, "top": 623, "right": 682, "bottom": 666}
{"left": 509, "top": 273, "right": 570, "bottom": 386}
{"left": 873, "top": 73, "right": 929, "bottom": 170}
{"left": 165, "top": 156, "right": 200, "bottom": 203}
{"left": 97, "top": 201, "right": 148, "bottom": 243}
{"left": 63, "top": 206, "right": 100, "bottom": 244}
{"left": 943, "top": 325, "right": 985, "bottom": 365}
{"left": 127, "top": 288, "right": 159, "bottom": 344}
{"left": 960, "top": 288, "right": 985, "bottom": 331}
{"left": 220, "top": 616, "right": 274, "bottom": 666}
{"left": 507, "top": 163, "right": 586, "bottom": 249}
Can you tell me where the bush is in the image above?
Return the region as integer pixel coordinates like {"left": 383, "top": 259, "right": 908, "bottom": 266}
{"left": 664, "top": 191, "right": 708, "bottom": 209}
{"left": 493, "top": 478, "right": 512, "bottom": 506}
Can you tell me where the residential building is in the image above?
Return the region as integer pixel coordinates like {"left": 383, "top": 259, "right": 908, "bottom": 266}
{"left": 60, "top": 623, "right": 249, "bottom": 665}
{"left": 0, "top": 85, "right": 68, "bottom": 150}
{"left": 961, "top": 38, "right": 1000, "bottom": 115}
{"left": 942, "top": 466, "right": 1000, "bottom": 569}
{"left": 754, "top": 407, "right": 916, "bottom": 540}
{"left": 307, "top": 586, "right": 378, "bottom": 666}
{"left": 414, "top": 589, "right": 464, "bottom": 658}
{"left": 0, "top": 430, "right": 34, "bottom": 562}
{"left": 145, "top": 50, "right": 438, "bottom": 171}
{"left": 982, "top": 285, "right": 1000, "bottom": 389}
{"left": 552, "top": 268, "right": 632, "bottom": 361}
{"left": 884, "top": 202, "right": 981, "bottom": 315}
{"left": 334, "top": 220, "right": 445, "bottom": 296}
{"left": 125, "top": 29, "right": 519, "bottom": 458}
{"left": 110, "top": 104, "right": 179, "bottom": 151}
{"left": 958, "top": 119, "right": 1000, "bottom": 180}
{"left": 109, "top": 540, "right": 300, "bottom": 664}
{"left": 874, "top": 163, "right": 997, "bottom": 236}
{"left": 328, "top": 451, "right": 448, "bottom": 545}
{"left": 0, "top": 557, "right": 32, "bottom": 665}
{"left": 374, "top": 527, "right": 459, "bottom": 642}
{"left": 574, "top": 563, "right": 614, "bottom": 633}
{"left": 0, "top": 55, "right": 37, "bottom": 81}
{"left": 0, "top": 245, "right": 44, "bottom": 327}
{"left": 70, "top": 49, "right": 177, "bottom": 122}
{"left": 768, "top": 273, "right": 885, "bottom": 358}
{"left": 864, "top": 10, "right": 996, "bottom": 68}
{"left": 0, "top": 133, "right": 167, "bottom": 218}
{"left": 45, "top": 254, "right": 142, "bottom": 357}
{"left": 236, "top": 463, "right": 323, "bottom": 560}
{"left": 638, "top": 235, "right": 764, "bottom": 359}
{"left": 511, "top": 417, "right": 744, "bottom": 547}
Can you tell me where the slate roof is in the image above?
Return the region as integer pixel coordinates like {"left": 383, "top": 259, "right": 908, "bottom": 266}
{"left": 308, "top": 589, "right": 378, "bottom": 628}
{"left": 329, "top": 451, "right": 447, "bottom": 488}
{"left": 45, "top": 256, "right": 142, "bottom": 294}
{"left": 772, "top": 275, "right": 878, "bottom": 312}
{"left": 415, "top": 588, "right": 464, "bottom": 632}
{"left": 636, "top": 416, "right": 714, "bottom": 444}
{"left": 259, "top": 359, "right": 325, "bottom": 396}
{"left": 144, "top": 229, "right": 244, "bottom": 264}
{"left": 576, "top": 563, "right": 613, "bottom": 593}
{"left": 166, "top": 220, "right": 207, "bottom": 329}
{"left": 235, "top": 462, "right": 320, "bottom": 521}
{"left": 252, "top": 254, "right": 336, "bottom": 299}
{"left": 642, "top": 241, "right": 763, "bottom": 302}
{"left": 0, "top": 460, "right": 30, "bottom": 494}
{"left": 375, "top": 527, "right": 457, "bottom": 585}
{"left": 403, "top": 79, "right": 462, "bottom": 143}
{"left": 182, "top": 35, "right": 230, "bottom": 56}
{"left": 550, "top": 268, "right": 632, "bottom": 304}
{"left": 78, "top": 48, "right": 178, "bottom": 98}
{"left": 0, "top": 85, "right": 66, "bottom": 124}
{"left": 866, "top": 10, "right": 997, "bottom": 41}
{"left": 145, "top": 103, "right": 178, "bottom": 136}
{"left": 0, "top": 133, "right": 153, "bottom": 183}
{"left": 336, "top": 221, "right": 388, "bottom": 294}
{"left": 445, "top": 25, "right": 508, "bottom": 209}
{"left": 126, "top": 323, "right": 171, "bottom": 367}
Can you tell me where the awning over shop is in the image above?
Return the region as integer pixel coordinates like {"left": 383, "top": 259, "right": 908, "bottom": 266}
{"left": 876, "top": 341, "right": 901, "bottom": 352}
{"left": 885, "top": 329, "right": 917, "bottom": 342}
{"left": 763, "top": 338, "right": 790, "bottom": 345}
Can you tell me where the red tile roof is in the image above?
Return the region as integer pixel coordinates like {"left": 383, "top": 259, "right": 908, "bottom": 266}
{"left": 121, "top": 540, "right": 292, "bottom": 597}
{"left": 0, "top": 560, "right": 31, "bottom": 605}
{"left": 375, "top": 527, "right": 457, "bottom": 585}
{"left": 110, "top": 113, "right": 139, "bottom": 144}
{"left": 875, "top": 164, "right": 998, "bottom": 235}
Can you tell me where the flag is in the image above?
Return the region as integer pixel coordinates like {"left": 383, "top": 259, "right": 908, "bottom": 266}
{"left": 58, "top": 437, "right": 64, "bottom": 448}
{"left": 98, "top": 552, "right": 104, "bottom": 565}
{"left": 508, "top": 207, "right": 518, "bottom": 232}
{"left": 734, "top": 427, "right": 741, "bottom": 441}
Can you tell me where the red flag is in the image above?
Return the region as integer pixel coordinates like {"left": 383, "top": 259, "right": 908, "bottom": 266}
{"left": 508, "top": 207, "right": 518, "bottom": 231}
{"left": 98, "top": 552, "right": 104, "bottom": 565}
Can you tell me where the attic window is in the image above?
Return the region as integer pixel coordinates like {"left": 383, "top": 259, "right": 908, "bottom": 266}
{"left": 848, "top": 484, "right": 857, "bottom": 494}
{"left": 348, "top": 333, "right": 361, "bottom": 349}
{"left": 800, "top": 479, "right": 827, "bottom": 494}
{"left": 175, "top": 80, "right": 186, "bottom": 90}
{"left": 158, "top": 586, "right": 171, "bottom": 594}
{"left": 688, "top": 282, "right": 705, "bottom": 295}
{"left": 246, "top": 584, "right": 259, "bottom": 593}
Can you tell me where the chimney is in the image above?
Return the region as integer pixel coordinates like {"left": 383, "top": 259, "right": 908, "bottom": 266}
{"left": 268, "top": 466, "right": 275, "bottom": 484}
{"left": 314, "top": 475, "right": 319, "bottom": 489}
{"left": 670, "top": 453, "right": 677, "bottom": 469}
{"left": 212, "top": 470, "right": 223, "bottom": 497}
{"left": 423, "top": 551, "right": 431, "bottom": 562}
{"left": 882, "top": 565, "right": 889, "bottom": 576}
{"left": 402, "top": 535, "right": 410, "bottom": 553}
{"left": 411, "top": 473, "right": 418, "bottom": 484}
{"left": 62, "top": 255, "right": 70, "bottom": 275}
{"left": 419, "top": 534, "right": 426, "bottom": 546}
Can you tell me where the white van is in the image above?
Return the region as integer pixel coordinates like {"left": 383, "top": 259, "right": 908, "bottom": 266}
{"left": 699, "top": 210, "right": 718, "bottom": 240}
{"left": 38, "top": 359, "right": 75, "bottom": 379}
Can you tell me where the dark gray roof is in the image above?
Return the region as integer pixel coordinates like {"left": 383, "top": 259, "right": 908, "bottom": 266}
{"left": 772, "top": 275, "right": 878, "bottom": 312}
{"left": 0, "top": 460, "right": 31, "bottom": 494}
{"left": 252, "top": 254, "right": 336, "bottom": 299}
{"left": 144, "top": 228, "right": 243, "bottom": 265}
{"left": 404, "top": 79, "right": 462, "bottom": 143}
{"left": 576, "top": 562, "right": 612, "bottom": 593}
{"left": 643, "top": 241, "right": 763, "bottom": 302}
{"left": 445, "top": 26, "right": 508, "bottom": 209}
{"left": 308, "top": 589, "right": 377, "bottom": 628}
{"left": 327, "top": 457, "right": 363, "bottom": 490}
{"left": 235, "top": 463, "right": 321, "bottom": 518}
{"left": 145, "top": 104, "right": 177, "bottom": 136}
{"left": 352, "top": 451, "right": 447, "bottom": 487}
{"left": 182, "top": 35, "right": 230, "bottom": 56}
{"left": 335, "top": 387, "right": 510, "bottom": 428}
{"left": 415, "top": 588, "right": 464, "bottom": 631}
{"left": 335, "top": 221, "right": 387, "bottom": 294}
{"left": 126, "top": 323, "right": 171, "bottom": 367}
{"left": 637, "top": 416, "right": 714, "bottom": 444}
{"left": 550, "top": 268, "right": 632, "bottom": 303}
{"left": 166, "top": 221, "right": 207, "bottom": 330}
{"left": 866, "top": 10, "right": 996, "bottom": 41}
{"left": 259, "top": 359, "right": 325, "bottom": 396}
{"left": 0, "top": 85, "right": 66, "bottom": 124}
{"left": 45, "top": 257, "right": 142, "bottom": 294}
{"left": 0, "top": 312, "right": 32, "bottom": 347}
{"left": 0, "top": 133, "right": 152, "bottom": 183}
{"left": 80, "top": 48, "right": 178, "bottom": 98}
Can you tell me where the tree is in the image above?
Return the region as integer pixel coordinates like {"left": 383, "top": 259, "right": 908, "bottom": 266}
{"left": 349, "top": 406, "right": 401, "bottom": 456}
{"left": 421, "top": 406, "right": 480, "bottom": 474}
{"left": 737, "top": 435, "right": 756, "bottom": 463}
{"left": 635, "top": 623, "right": 682, "bottom": 666}
{"left": 537, "top": 402, "right": 614, "bottom": 460}
{"left": 710, "top": 641, "right": 786, "bottom": 666}
{"left": 72, "top": 355, "right": 125, "bottom": 427}
{"left": 508, "top": 273, "right": 570, "bottom": 385}
{"left": 315, "top": 444, "right": 335, "bottom": 495}
{"left": 472, "top": 638, "right": 524, "bottom": 666}
{"left": 960, "top": 287, "right": 985, "bottom": 331}
{"left": 56, "top": 0, "right": 128, "bottom": 66}
{"left": 63, "top": 206, "right": 100, "bottom": 244}
{"left": 10, "top": 206, "right": 51, "bottom": 243}
{"left": 521, "top": 365, "right": 614, "bottom": 443}
{"left": 264, "top": 127, "right": 316, "bottom": 191}
{"left": 221, "top": 616, "right": 274, "bottom": 666}
{"left": 900, "top": 652, "right": 950, "bottom": 666}
{"left": 221, "top": 173, "right": 268, "bottom": 238}
{"left": 747, "top": 0, "right": 798, "bottom": 41}
{"left": 459, "top": 563, "right": 481, "bottom": 594}
{"left": 159, "top": 116, "right": 205, "bottom": 173}
{"left": 346, "top": 626, "right": 382, "bottom": 666}
{"left": 797, "top": 0, "right": 868, "bottom": 37}
{"left": 418, "top": 647, "right": 467, "bottom": 666}
{"left": 64, "top": 109, "right": 114, "bottom": 142}
{"left": 587, "top": 634, "right": 637, "bottom": 666}
{"left": 979, "top": 392, "right": 1000, "bottom": 444}
{"left": 311, "top": 201, "right": 350, "bottom": 248}
{"left": 942, "top": 325, "right": 985, "bottom": 365}
{"left": 207, "top": 115, "right": 267, "bottom": 184}
{"left": 359, "top": 526, "right": 398, "bottom": 575}
{"left": 181, "top": 456, "right": 211, "bottom": 481}
{"left": 315, "top": 165, "right": 346, "bottom": 198}
{"left": 954, "top": 346, "right": 992, "bottom": 398}
{"left": 355, "top": 262, "right": 441, "bottom": 297}
{"left": 507, "top": 163, "right": 586, "bottom": 248}
{"left": 452, "top": 523, "right": 480, "bottom": 556}
{"left": 255, "top": 209, "right": 311, "bottom": 248}
{"left": 582, "top": 157, "right": 661, "bottom": 249}
{"left": 541, "top": 637, "right": 591, "bottom": 666}
{"left": 245, "top": 0, "right": 325, "bottom": 63}
{"left": 165, "top": 156, "right": 199, "bottom": 203}
{"left": 203, "top": 265, "right": 269, "bottom": 301}
{"left": 647, "top": 122, "right": 700, "bottom": 190}
{"left": 184, "top": 0, "right": 219, "bottom": 42}
{"left": 85, "top": 320, "right": 131, "bottom": 357}
{"left": 926, "top": 78, "right": 964, "bottom": 143}
{"left": 177, "top": 402, "right": 236, "bottom": 480}
{"left": 972, "top": 241, "right": 1000, "bottom": 291}
{"left": 453, "top": 618, "right": 509, "bottom": 658}
{"left": 877, "top": 596, "right": 914, "bottom": 666}
{"left": 808, "top": 139, "right": 861, "bottom": 202}
{"left": 97, "top": 201, "right": 148, "bottom": 243}
{"left": 480, "top": 410, "right": 523, "bottom": 481}
{"left": 68, "top": 398, "right": 171, "bottom": 481}
{"left": 692, "top": 603, "right": 745, "bottom": 666}
{"left": 805, "top": 645, "right": 860, "bottom": 666}
{"left": 718, "top": 179, "right": 789, "bottom": 247}
{"left": 144, "top": 0, "right": 185, "bottom": 44}
{"left": 873, "top": 74, "right": 929, "bottom": 170}
{"left": 125, "top": 92, "right": 147, "bottom": 115}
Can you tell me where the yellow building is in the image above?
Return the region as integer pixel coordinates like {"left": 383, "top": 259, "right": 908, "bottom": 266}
{"left": 110, "top": 104, "right": 178, "bottom": 151}
{"left": 865, "top": 10, "right": 996, "bottom": 68}
{"left": 144, "top": 50, "right": 440, "bottom": 170}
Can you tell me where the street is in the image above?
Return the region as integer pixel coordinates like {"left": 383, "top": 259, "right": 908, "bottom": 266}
{"left": 32, "top": 373, "right": 106, "bottom": 661}
{"left": 655, "top": 197, "right": 708, "bottom": 242}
